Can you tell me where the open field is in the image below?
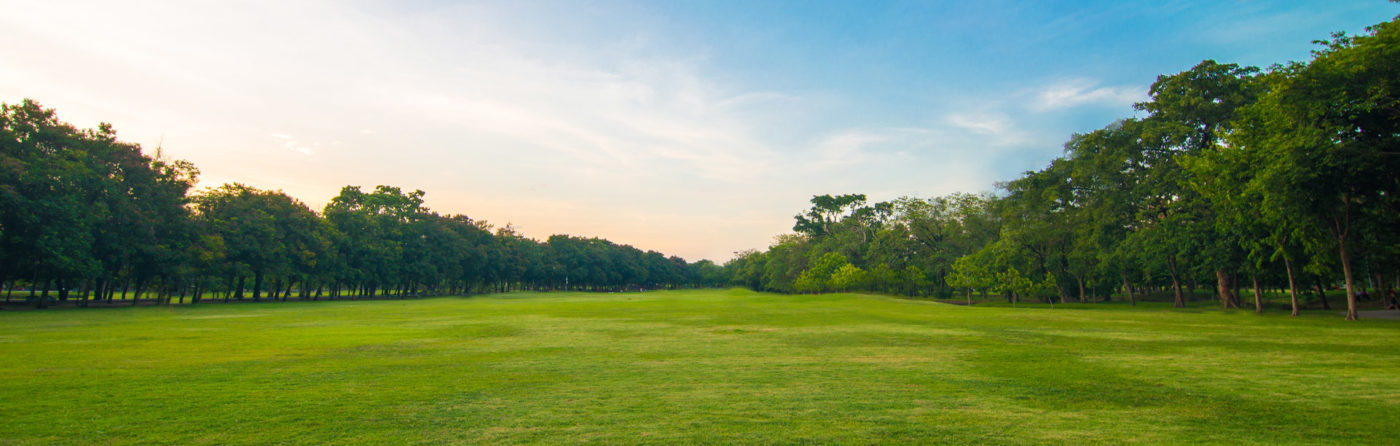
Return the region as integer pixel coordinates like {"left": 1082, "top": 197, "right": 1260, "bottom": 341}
{"left": 1, "top": 289, "right": 1398, "bottom": 444}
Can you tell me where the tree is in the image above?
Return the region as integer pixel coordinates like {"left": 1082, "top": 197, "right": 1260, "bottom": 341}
{"left": 1237, "top": 21, "right": 1400, "bottom": 319}
{"left": 828, "top": 263, "right": 868, "bottom": 292}
{"left": 795, "top": 252, "right": 849, "bottom": 293}
{"left": 947, "top": 255, "right": 994, "bottom": 304}
{"left": 1136, "top": 60, "right": 1265, "bottom": 309}
{"left": 1063, "top": 120, "right": 1150, "bottom": 305}
{"left": 1, "top": 99, "right": 198, "bottom": 307}
{"left": 194, "top": 184, "right": 321, "bottom": 301}
{"left": 793, "top": 194, "right": 868, "bottom": 238}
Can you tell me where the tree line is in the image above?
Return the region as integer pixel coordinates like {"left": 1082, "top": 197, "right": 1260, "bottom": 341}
{"left": 725, "top": 16, "right": 1399, "bottom": 319}
{"left": 4, "top": 16, "right": 1395, "bottom": 316}
{"left": 0, "top": 101, "right": 722, "bottom": 308}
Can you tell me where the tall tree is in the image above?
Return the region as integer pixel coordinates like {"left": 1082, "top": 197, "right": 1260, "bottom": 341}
{"left": 1135, "top": 60, "right": 1265, "bottom": 308}
{"left": 1240, "top": 21, "right": 1400, "bottom": 320}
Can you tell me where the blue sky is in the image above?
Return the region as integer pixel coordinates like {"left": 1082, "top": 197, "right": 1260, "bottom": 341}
{"left": 1, "top": 1, "right": 1394, "bottom": 261}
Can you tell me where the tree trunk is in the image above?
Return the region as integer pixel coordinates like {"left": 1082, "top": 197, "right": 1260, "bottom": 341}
{"left": 1315, "top": 279, "right": 1331, "bottom": 310}
{"left": 1076, "top": 276, "right": 1085, "bottom": 303}
{"left": 1231, "top": 273, "right": 1242, "bottom": 308}
{"left": 132, "top": 279, "right": 143, "bottom": 306}
{"left": 1122, "top": 271, "right": 1135, "bottom": 306}
{"left": 252, "top": 271, "right": 264, "bottom": 302}
{"left": 1168, "top": 258, "right": 1185, "bottom": 308}
{"left": 78, "top": 280, "right": 90, "bottom": 307}
{"left": 1216, "top": 269, "right": 1237, "bottom": 309}
{"left": 1260, "top": 274, "right": 1271, "bottom": 315}
{"left": 1338, "top": 235, "right": 1359, "bottom": 320}
{"left": 1283, "top": 257, "right": 1299, "bottom": 317}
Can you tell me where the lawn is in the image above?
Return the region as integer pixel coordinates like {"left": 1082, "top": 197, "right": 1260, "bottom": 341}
{"left": 1, "top": 289, "right": 1397, "bottom": 444}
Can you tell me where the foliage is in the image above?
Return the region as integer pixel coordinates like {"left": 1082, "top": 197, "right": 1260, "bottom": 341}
{"left": 727, "top": 15, "right": 1399, "bottom": 319}
{"left": 1, "top": 100, "right": 712, "bottom": 305}
{"left": 4, "top": 15, "right": 1398, "bottom": 319}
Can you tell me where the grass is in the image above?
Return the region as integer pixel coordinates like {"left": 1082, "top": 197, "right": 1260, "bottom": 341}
{"left": 1, "top": 289, "right": 1397, "bottom": 444}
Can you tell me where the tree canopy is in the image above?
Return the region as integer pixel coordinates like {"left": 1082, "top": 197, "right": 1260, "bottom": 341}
{"left": 726, "top": 15, "right": 1400, "bottom": 319}
{"left": 0, "top": 100, "right": 714, "bottom": 306}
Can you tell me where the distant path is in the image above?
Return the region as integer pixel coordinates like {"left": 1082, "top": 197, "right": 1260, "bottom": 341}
{"left": 1357, "top": 310, "right": 1400, "bottom": 320}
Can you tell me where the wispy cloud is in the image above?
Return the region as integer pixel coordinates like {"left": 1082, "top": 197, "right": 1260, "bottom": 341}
{"left": 1030, "top": 79, "right": 1144, "bottom": 111}
{"left": 8, "top": 0, "right": 1340, "bottom": 261}
{"left": 944, "top": 112, "right": 1037, "bottom": 149}
{"left": 270, "top": 134, "right": 316, "bottom": 156}
{"left": 947, "top": 113, "right": 1010, "bottom": 135}
{"left": 805, "top": 131, "right": 886, "bottom": 171}
{"left": 0, "top": 1, "right": 809, "bottom": 260}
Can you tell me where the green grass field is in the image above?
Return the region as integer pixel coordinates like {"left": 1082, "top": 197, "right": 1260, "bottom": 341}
{"left": 2, "top": 289, "right": 1397, "bottom": 444}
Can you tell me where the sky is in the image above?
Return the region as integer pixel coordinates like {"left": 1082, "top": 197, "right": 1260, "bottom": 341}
{"left": 1, "top": 1, "right": 1395, "bottom": 262}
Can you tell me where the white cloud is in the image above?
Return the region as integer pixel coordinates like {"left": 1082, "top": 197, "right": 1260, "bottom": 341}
{"left": 947, "top": 113, "right": 1010, "bottom": 135}
{"left": 804, "top": 131, "right": 886, "bottom": 171}
{"left": 0, "top": 0, "right": 810, "bottom": 260}
{"left": 270, "top": 134, "right": 315, "bottom": 156}
{"left": 1030, "top": 79, "right": 1144, "bottom": 111}
{"left": 0, "top": 1, "right": 1114, "bottom": 261}
{"left": 944, "top": 112, "right": 1036, "bottom": 148}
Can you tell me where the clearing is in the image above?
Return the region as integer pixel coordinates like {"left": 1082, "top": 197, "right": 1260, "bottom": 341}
{"left": 1, "top": 289, "right": 1396, "bottom": 444}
